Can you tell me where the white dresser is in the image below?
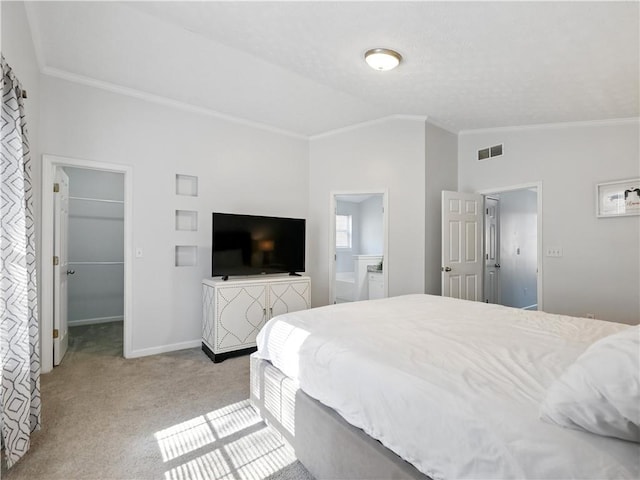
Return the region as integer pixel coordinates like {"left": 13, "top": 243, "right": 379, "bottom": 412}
{"left": 202, "top": 275, "right": 311, "bottom": 362}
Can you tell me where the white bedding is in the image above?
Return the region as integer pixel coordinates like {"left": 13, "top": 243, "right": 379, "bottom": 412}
{"left": 255, "top": 294, "right": 640, "bottom": 480}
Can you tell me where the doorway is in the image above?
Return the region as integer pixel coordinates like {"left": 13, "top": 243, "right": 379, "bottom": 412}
{"left": 483, "top": 188, "right": 539, "bottom": 310}
{"left": 441, "top": 183, "right": 543, "bottom": 310}
{"left": 329, "top": 191, "right": 389, "bottom": 304}
{"left": 41, "top": 155, "right": 133, "bottom": 373}
{"left": 64, "top": 167, "right": 125, "bottom": 363}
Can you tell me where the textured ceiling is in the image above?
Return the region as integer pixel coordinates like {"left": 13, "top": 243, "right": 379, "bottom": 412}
{"left": 27, "top": 1, "right": 639, "bottom": 136}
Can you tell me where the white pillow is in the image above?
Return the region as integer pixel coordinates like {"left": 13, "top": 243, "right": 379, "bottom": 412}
{"left": 540, "top": 325, "right": 640, "bottom": 442}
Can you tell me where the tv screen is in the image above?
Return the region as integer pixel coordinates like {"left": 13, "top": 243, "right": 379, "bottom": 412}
{"left": 212, "top": 212, "right": 305, "bottom": 277}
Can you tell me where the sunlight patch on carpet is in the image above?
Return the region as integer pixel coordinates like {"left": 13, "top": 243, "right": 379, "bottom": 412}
{"left": 156, "top": 399, "right": 295, "bottom": 479}
{"left": 155, "top": 415, "right": 216, "bottom": 462}
{"left": 206, "top": 400, "right": 261, "bottom": 439}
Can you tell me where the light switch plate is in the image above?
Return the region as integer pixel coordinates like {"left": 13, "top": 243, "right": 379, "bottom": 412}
{"left": 546, "top": 247, "right": 563, "bottom": 257}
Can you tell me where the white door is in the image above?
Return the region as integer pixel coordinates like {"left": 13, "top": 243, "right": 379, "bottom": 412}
{"left": 484, "top": 197, "right": 501, "bottom": 304}
{"left": 53, "top": 168, "right": 70, "bottom": 365}
{"left": 441, "top": 191, "right": 483, "bottom": 301}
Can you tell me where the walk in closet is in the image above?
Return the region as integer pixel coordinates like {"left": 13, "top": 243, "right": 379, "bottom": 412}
{"left": 65, "top": 167, "right": 125, "bottom": 328}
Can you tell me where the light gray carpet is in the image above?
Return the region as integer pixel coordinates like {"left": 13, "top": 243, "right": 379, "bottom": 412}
{"left": 2, "top": 322, "right": 314, "bottom": 480}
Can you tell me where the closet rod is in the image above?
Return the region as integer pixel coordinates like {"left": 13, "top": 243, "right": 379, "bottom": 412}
{"left": 68, "top": 261, "right": 124, "bottom": 265}
{"left": 69, "top": 196, "right": 124, "bottom": 204}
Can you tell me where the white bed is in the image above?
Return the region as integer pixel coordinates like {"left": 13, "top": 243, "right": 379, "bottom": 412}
{"left": 254, "top": 294, "right": 640, "bottom": 480}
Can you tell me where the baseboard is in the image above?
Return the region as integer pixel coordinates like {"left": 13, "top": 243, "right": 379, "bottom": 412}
{"left": 127, "top": 339, "right": 201, "bottom": 359}
{"left": 68, "top": 316, "right": 123, "bottom": 327}
{"left": 522, "top": 304, "right": 538, "bottom": 311}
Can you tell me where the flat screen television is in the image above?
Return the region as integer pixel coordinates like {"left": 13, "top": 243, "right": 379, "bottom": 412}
{"left": 212, "top": 212, "right": 305, "bottom": 278}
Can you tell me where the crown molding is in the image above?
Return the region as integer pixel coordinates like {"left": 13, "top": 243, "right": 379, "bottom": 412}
{"left": 41, "top": 66, "right": 308, "bottom": 140}
{"left": 23, "top": 2, "right": 45, "bottom": 72}
{"left": 459, "top": 117, "right": 640, "bottom": 135}
{"left": 310, "top": 114, "right": 429, "bottom": 140}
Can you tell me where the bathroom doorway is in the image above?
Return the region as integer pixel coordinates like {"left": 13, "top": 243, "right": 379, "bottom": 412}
{"left": 329, "top": 191, "right": 388, "bottom": 304}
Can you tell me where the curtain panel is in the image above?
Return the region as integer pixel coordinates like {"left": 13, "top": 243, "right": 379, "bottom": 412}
{"left": 0, "top": 56, "right": 41, "bottom": 469}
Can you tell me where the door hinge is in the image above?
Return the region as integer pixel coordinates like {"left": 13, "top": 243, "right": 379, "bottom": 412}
{"left": 53, "top": 256, "right": 59, "bottom": 266}
{"left": 53, "top": 329, "right": 59, "bottom": 339}
{"left": 53, "top": 183, "right": 60, "bottom": 193}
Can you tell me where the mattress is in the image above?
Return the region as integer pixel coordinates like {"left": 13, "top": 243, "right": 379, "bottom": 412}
{"left": 254, "top": 294, "right": 640, "bottom": 480}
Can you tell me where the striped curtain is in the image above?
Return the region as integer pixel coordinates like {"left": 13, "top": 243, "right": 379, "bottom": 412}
{"left": 0, "top": 56, "right": 41, "bottom": 469}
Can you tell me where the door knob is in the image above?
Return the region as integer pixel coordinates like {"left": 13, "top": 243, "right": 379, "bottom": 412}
{"left": 66, "top": 269, "right": 75, "bottom": 275}
{"left": 442, "top": 266, "right": 452, "bottom": 272}
{"left": 494, "top": 264, "right": 501, "bottom": 268}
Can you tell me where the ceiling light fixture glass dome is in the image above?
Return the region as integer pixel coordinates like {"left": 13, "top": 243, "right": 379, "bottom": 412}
{"left": 364, "top": 48, "right": 402, "bottom": 71}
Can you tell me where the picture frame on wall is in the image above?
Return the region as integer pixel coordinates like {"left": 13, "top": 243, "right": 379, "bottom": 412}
{"left": 596, "top": 178, "right": 640, "bottom": 217}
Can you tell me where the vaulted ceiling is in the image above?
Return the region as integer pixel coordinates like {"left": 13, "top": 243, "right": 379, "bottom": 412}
{"left": 26, "top": 1, "right": 639, "bottom": 137}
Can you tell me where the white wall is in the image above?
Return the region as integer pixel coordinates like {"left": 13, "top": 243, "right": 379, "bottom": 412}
{"left": 425, "top": 122, "right": 458, "bottom": 295}
{"left": 40, "top": 76, "right": 309, "bottom": 355}
{"left": 498, "top": 189, "right": 538, "bottom": 309}
{"left": 359, "top": 195, "right": 383, "bottom": 255}
{"left": 459, "top": 120, "right": 640, "bottom": 324}
{"left": 1, "top": 0, "right": 43, "bottom": 347}
{"left": 65, "top": 167, "right": 124, "bottom": 325}
{"left": 309, "top": 118, "right": 426, "bottom": 306}
{"left": 1, "top": 2, "right": 40, "bottom": 165}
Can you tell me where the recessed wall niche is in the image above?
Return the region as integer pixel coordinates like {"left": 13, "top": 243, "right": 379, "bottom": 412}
{"left": 175, "top": 174, "right": 198, "bottom": 197}
{"left": 175, "top": 245, "right": 197, "bottom": 267}
{"left": 175, "top": 210, "right": 198, "bottom": 231}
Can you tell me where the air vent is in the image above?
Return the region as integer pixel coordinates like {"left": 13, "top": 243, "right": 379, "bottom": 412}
{"left": 478, "top": 144, "right": 504, "bottom": 161}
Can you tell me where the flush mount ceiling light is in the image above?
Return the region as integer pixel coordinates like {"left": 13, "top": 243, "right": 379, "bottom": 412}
{"left": 364, "top": 48, "right": 402, "bottom": 71}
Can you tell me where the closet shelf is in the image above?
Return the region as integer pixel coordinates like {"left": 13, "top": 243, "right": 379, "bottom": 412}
{"left": 69, "top": 196, "right": 124, "bottom": 204}
{"left": 68, "top": 261, "right": 124, "bottom": 265}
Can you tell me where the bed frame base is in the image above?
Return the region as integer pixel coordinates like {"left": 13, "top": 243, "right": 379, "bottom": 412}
{"left": 250, "top": 355, "right": 429, "bottom": 480}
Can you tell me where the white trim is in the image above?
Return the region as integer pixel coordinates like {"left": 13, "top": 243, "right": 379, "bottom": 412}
{"left": 459, "top": 117, "right": 639, "bottom": 135}
{"left": 128, "top": 340, "right": 201, "bottom": 359}
{"left": 23, "top": 2, "right": 45, "bottom": 72}
{"left": 41, "top": 155, "right": 133, "bottom": 373}
{"left": 477, "top": 181, "right": 544, "bottom": 311}
{"left": 477, "top": 182, "right": 541, "bottom": 195}
{"left": 329, "top": 189, "right": 389, "bottom": 305}
{"left": 311, "top": 115, "right": 427, "bottom": 140}
{"left": 68, "top": 261, "right": 124, "bottom": 265}
{"left": 68, "top": 316, "right": 123, "bottom": 327}
{"left": 69, "top": 196, "right": 124, "bottom": 204}
{"left": 42, "top": 67, "right": 307, "bottom": 140}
